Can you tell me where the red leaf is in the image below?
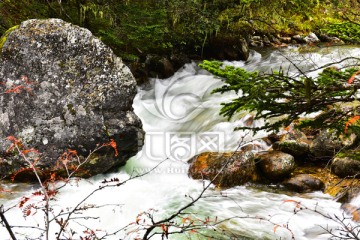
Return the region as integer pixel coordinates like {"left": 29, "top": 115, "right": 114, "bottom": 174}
{"left": 107, "top": 139, "right": 118, "bottom": 156}
{"left": 274, "top": 224, "right": 280, "bottom": 233}
{"left": 22, "top": 148, "right": 40, "bottom": 155}
{"left": 348, "top": 70, "right": 360, "bottom": 84}
{"left": 19, "top": 197, "right": 30, "bottom": 208}
{"left": 344, "top": 116, "right": 360, "bottom": 133}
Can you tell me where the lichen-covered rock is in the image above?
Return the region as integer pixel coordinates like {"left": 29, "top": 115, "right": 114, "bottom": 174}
{"left": 331, "top": 151, "right": 360, "bottom": 178}
{"left": 256, "top": 151, "right": 295, "bottom": 181}
{"left": 188, "top": 151, "right": 256, "bottom": 188}
{"left": 0, "top": 19, "right": 142, "bottom": 180}
{"left": 310, "top": 130, "right": 343, "bottom": 160}
{"left": 283, "top": 174, "right": 324, "bottom": 193}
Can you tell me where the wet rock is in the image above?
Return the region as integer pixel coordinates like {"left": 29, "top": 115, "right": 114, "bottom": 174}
{"left": 170, "top": 53, "right": 191, "bottom": 71}
{"left": 310, "top": 130, "right": 343, "bottom": 161}
{"left": 145, "top": 54, "right": 175, "bottom": 79}
{"left": 188, "top": 151, "right": 256, "bottom": 188}
{"left": 206, "top": 36, "right": 249, "bottom": 61}
{"left": 331, "top": 151, "right": 360, "bottom": 178}
{"left": 0, "top": 19, "right": 143, "bottom": 181}
{"left": 304, "top": 32, "right": 320, "bottom": 43}
{"left": 283, "top": 174, "right": 325, "bottom": 193}
{"left": 129, "top": 61, "right": 148, "bottom": 85}
{"left": 256, "top": 151, "right": 296, "bottom": 181}
{"left": 318, "top": 34, "right": 344, "bottom": 44}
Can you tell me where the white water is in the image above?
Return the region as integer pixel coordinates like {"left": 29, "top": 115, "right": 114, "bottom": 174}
{"left": 1, "top": 46, "right": 360, "bottom": 240}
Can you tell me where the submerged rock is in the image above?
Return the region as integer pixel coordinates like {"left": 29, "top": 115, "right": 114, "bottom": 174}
{"left": 283, "top": 174, "right": 324, "bottom": 193}
{"left": 188, "top": 151, "right": 256, "bottom": 188}
{"left": 256, "top": 151, "right": 296, "bottom": 181}
{"left": 0, "top": 19, "right": 142, "bottom": 181}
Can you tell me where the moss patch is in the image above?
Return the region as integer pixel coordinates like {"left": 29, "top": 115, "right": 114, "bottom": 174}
{"left": 336, "top": 149, "right": 360, "bottom": 161}
{"left": 0, "top": 25, "right": 19, "bottom": 51}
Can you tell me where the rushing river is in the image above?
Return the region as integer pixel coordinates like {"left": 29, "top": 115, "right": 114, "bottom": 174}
{"left": 1, "top": 46, "right": 360, "bottom": 240}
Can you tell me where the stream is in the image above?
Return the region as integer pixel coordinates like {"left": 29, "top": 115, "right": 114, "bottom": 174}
{"left": 1, "top": 46, "right": 360, "bottom": 239}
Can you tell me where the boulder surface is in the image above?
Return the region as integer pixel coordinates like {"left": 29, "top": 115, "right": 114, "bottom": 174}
{"left": 0, "top": 19, "right": 142, "bottom": 180}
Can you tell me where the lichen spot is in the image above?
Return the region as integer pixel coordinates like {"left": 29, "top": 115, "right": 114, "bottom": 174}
{"left": 0, "top": 25, "right": 19, "bottom": 51}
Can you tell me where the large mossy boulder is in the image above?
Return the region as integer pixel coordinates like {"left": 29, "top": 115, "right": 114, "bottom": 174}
{"left": 0, "top": 19, "right": 142, "bottom": 180}
{"left": 256, "top": 151, "right": 296, "bottom": 181}
{"left": 188, "top": 151, "right": 256, "bottom": 188}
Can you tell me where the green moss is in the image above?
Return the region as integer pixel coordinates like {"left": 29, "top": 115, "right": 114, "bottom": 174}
{"left": 0, "top": 25, "right": 19, "bottom": 51}
{"left": 337, "top": 150, "right": 360, "bottom": 161}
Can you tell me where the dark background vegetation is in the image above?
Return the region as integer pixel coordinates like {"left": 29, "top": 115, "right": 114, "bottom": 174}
{"left": 1, "top": 0, "right": 359, "bottom": 62}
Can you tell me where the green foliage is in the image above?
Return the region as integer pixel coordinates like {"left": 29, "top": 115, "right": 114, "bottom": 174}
{"left": 200, "top": 60, "right": 360, "bottom": 133}
{"left": 0, "top": 0, "right": 359, "bottom": 60}
{"left": 323, "top": 22, "right": 360, "bottom": 42}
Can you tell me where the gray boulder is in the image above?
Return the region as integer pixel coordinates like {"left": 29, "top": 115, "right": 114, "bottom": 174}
{"left": 0, "top": 19, "right": 142, "bottom": 180}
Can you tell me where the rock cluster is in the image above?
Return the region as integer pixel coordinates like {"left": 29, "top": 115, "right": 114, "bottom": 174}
{"left": 249, "top": 32, "right": 343, "bottom": 48}
{"left": 188, "top": 127, "right": 360, "bottom": 197}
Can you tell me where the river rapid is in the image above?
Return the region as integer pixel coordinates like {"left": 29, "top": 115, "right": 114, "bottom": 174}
{"left": 1, "top": 46, "right": 360, "bottom": 240}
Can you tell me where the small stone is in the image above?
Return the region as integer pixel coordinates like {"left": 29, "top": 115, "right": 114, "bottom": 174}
{"left": 42, "top": 138, "right": 48, "bottom": 145}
